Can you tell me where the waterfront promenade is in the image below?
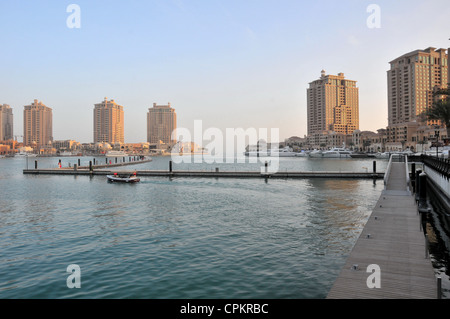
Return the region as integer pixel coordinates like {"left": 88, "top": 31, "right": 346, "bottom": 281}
{"left": 327, "top": 162, "right": 437, "bottom": 298}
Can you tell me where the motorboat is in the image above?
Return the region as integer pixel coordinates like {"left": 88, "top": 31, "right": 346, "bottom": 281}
{"left": 322, "top": 148, "right": 353, "bottom": 158}
{"left": 374, "top": 152, "right": 391, "bottom": 159}
{"left": 15, "top": 152, "right": 37, "bottom": 157}
{"left": 308, "top": 149, "right": 323, "bottom": 158}
{"left": 244, "top": 146, "right": 297, "bottom": 157}
{"left": 268, "top": 146, "right": 298, "bottom": 157}
{"left": 107, "top": 172, "right": 140, "bottom": 183}
{"left": 294, "top": 151, "right": 309, "bottom": 157}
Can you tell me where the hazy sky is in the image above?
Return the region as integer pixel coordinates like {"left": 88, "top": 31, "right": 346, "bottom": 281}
{"left": 1, "top": 0, "right": 449, "bottom": 143}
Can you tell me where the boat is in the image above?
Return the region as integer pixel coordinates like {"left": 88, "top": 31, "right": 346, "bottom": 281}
{"left": 308, "top": 149, "right": 323, "bottom": 158}
{"left": 107, "top": 172, "right": 140, "bottom": 183}
{"left": 268, "top": 146, "right": 298, "bottom": 157}
{"left": 106, "top": 150, "right": 128, "bottom": 157}
{"left": 374, "top": 152, "right": 391, "bottom": 159}
{"left": 294, "top": 150, "right": 309, "bottom": 157}
{"left": 15, "top": 152, "right": 37, "bottom": 157}
{"left": 322, "top": 148, "right": 353, "bottom": 158}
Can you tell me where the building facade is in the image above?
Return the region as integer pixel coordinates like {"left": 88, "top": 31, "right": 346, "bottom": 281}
{"left": 93, "top": 98, "right": 124, "bottom": 144}
{"left": 387, "top": 47, "right": 448, "bottom": 126}
{"left": 0, "top": 104, "right": 14, "bottom": 141}
{"left": 307, "top": 70, "right": 359, "bottom": 137}
{"left": 23, "top": 99, "right": 53, "bottom": 147}
{"left": 147, "top": 102, "right": 177, "bottom": 144}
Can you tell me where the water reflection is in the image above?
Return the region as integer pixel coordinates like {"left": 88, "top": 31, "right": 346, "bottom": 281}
{"left": 425, "top": 188, "right": 450, "bottom": 298}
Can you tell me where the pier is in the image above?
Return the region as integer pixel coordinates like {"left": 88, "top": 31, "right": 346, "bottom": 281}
{"left": 327, "top": 155, "right": 438, "bottom": 299}
{"left": 23, "top": 169, "right": 383, "bottom": 179}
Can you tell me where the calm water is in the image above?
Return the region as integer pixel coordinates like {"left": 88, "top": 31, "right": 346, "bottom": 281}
{"left": 1, "top": 155, "right": 390, "bottom": 298}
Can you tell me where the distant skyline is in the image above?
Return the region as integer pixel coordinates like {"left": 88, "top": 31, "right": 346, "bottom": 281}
{"left": 1, "top": 0, "right": 449, "bottom": 143}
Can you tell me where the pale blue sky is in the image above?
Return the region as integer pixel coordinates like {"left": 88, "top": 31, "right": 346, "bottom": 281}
{"left": 1, "top": 0, "right": 449, "bottom": 143}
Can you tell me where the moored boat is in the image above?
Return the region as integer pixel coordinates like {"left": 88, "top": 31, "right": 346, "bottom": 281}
{"left": 107, "top": 172, "right": 140, "bottom": 183}
{"left": 322, "top": 148, "right": 353, "bottom": 158}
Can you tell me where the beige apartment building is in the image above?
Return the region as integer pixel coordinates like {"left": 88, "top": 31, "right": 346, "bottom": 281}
{"left": 387, "top": 47, "right": 448, "bottom": 127}
{"left": 147, "top": 102, "right": 177, "bottom": 144}
{"left": 93, "top": 98, "right": 124, "bottom": 144}
{"left": 23, "top": 99, "right": 53, "bottom": 147}
{"left": 0, "top": 104, "right": 14, "bottom": 141}
{"left": 307, "top": 70, "right": 359, "bottom": 139}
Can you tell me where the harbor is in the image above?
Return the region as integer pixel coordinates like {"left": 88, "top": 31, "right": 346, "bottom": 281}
{"left": 2, "top": 155, "right": 450, "bottom": 299}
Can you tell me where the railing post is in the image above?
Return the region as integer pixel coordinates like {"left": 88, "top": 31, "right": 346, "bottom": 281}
{"left": 418, "top": 172, "right": 429, "bottom": 213}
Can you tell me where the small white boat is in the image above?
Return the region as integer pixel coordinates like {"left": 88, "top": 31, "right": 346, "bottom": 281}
{"left": 107, "top": 172, "right": 140, "bottom": 183}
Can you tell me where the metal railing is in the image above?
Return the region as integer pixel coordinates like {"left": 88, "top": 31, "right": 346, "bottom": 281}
{"left": 383, "top": 154, "right": 393, "bottom": 188}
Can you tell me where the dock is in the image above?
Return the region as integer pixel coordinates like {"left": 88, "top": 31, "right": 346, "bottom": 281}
{"left": 327, "top": 160, "right": 437, "bottom": 299}
{"left": 23, "top": 168, "right": 384, "bottom": 179}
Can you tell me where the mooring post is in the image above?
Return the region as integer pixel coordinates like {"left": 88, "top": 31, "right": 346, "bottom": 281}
{"left": 169, "top": 160, "right": 172, "bottom": 173}
{"left": 437, "top": 277, "right": 442, "bottom": 299}
{"left": 89, "top": 161, "right": 93, "bottom": 173}
{"left": 418, "top": 172, "right": 428, "bottom": 213}
{"left": 78, "top": 158, "right": 81, "bottom": 166}
{"left": 265, "top": 161, "right": 268, "bottom": 174}
{"left": 415, "top": 169, "right": 422, "bottom": 203}
{"left": 35, "top": 160, "right": 37, "bottom": 169}
{"left": 74, "top": 164, "right": 78, "bottom": 171}
{"left": 373, "top": 160, "right": 376, "bottom": 173}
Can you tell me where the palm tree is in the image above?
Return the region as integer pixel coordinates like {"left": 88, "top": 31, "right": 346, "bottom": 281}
{"left": 422, "top": 99, "right": 450, "bottom": 139}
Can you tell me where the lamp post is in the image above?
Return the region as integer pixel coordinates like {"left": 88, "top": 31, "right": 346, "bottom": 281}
{"left": 435, "top": 129, "right": 440, "bottom": 158}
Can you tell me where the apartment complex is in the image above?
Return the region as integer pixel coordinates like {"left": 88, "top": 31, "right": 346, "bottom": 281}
{"left": 387, "top": 47, "right": 448, "bottom": 126}
{"left": 306, "top": 71, "right": 359, "bottom": 147}
{"left": 0, "top": 104, "right": 14, "bottom": 141}
{"left": 386, "top": 47, "right": 449, "bottom": 148}
{"left": 147, "top": 102, "right": 177, "bottom": 144}
{"left": 93, "top": 98, "right": 124, "bottom": 144}
{"left": 23, "top": 99, "right": 53, "bottom": 147}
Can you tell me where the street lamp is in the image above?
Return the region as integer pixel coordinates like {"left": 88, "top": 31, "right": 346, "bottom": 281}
{"left": 435, "top": 129, "right": 440, "bottom": 158}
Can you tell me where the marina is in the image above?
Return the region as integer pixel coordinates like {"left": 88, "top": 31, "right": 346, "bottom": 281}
{"left": 2, "top": 155, "right": 450, "bottom": 299}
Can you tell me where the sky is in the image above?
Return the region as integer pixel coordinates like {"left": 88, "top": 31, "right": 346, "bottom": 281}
{"left": 0, "top": 0, "right": 449, "bottom": 143}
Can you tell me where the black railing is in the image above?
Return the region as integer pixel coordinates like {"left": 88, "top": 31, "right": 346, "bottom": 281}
{"left": 409, "top": 155, "right": 450, "bottom": 179}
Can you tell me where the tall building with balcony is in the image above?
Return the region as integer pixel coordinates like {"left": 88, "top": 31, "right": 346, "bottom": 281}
{"left": 387, "top": 47, "right": 448, "bottom": 127}
{"left": 93, "top": 98, "right": 124, "bottom": 144}
{"left": 386, "top": 47, "right": 448, "bottom": 145}
{"left": 0, "top": 104, "right": 14, "bottom": 141}
{"left": 147, "top": 102, "right": 177, "bottom": 144}
{"left": 307, "top": 71, "right": 359, "bottom": 146}
{"left": 23, "top": 100, "right": 53, "bottom": 147}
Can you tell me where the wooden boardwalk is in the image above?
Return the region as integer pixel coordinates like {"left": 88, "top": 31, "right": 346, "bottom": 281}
{"left": 327, "top": 162, "right": 437, "bottom": 299}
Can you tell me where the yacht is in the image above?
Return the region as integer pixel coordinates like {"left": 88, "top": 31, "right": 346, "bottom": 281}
{"left": 106, "top": 150, "right": 128, "bottom": 157}
{"left": 322, "top": 148, "right": 353, "bottom": 158}
{"left": 294, "top": 150, "right": 309, "bottom": 157}
{"left": 268, "top": 147, "right": 298, "bottom": 157}
{"left": 308, "top": 149, "right": 323, "bottom": 158}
